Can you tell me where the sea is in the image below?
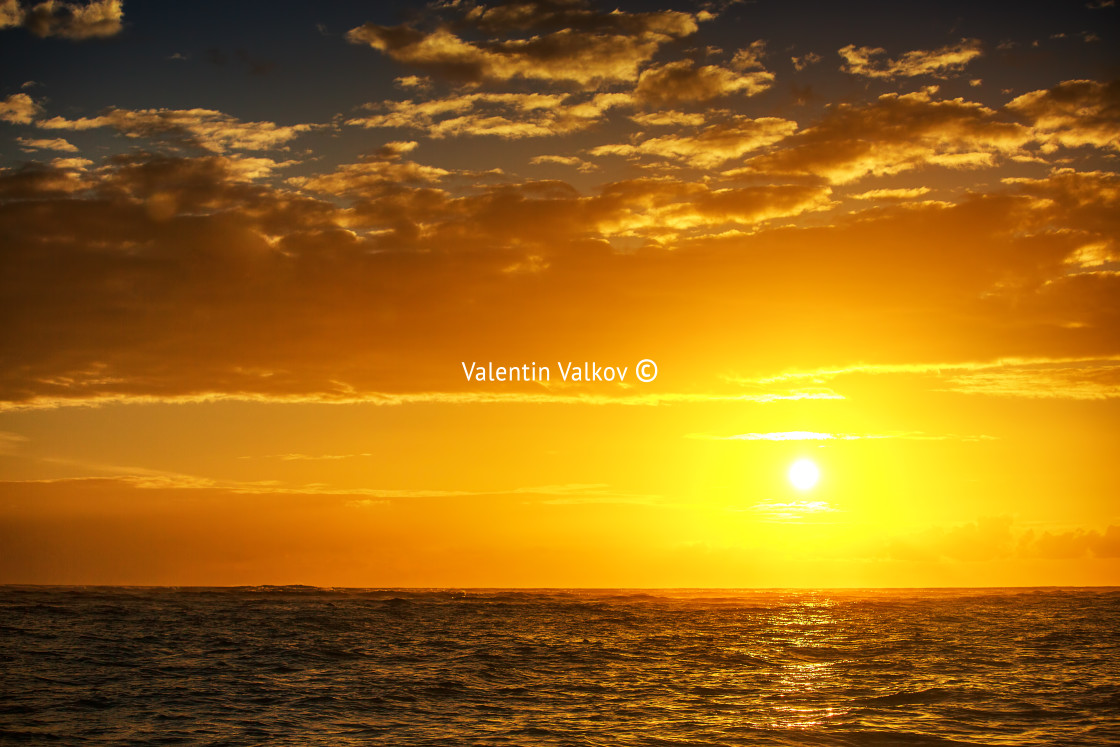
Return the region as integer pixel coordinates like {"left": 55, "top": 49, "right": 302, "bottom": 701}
{"left": 1, "top": 587, "right": 1118, "bottom": 745}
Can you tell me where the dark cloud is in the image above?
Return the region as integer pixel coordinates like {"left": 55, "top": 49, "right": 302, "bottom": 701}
{"left": 1, "top": 150, "right": 1117, "bottom": 408}
{"left": 3, "top": 0, "right": 122, "bottom": 40}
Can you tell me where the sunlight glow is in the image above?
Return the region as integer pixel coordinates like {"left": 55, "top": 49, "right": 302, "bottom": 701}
{"left": 788, "top": 459, "right": 820, "bottom": 490}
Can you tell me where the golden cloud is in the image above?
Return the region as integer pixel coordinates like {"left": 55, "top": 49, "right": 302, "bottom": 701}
{"left": 631, "top": 60, "right": 773, "bottom": 106}
{"left": 1007, "top": 79, "right": 1120, "bottom": 152}
{"left": 739, "top": 356, "right": 1120, "bottom": 401}
{"left": 289, "top": 156, "right": 451, "bottom": 195}
{"left": 346, "top": 91, "right": 629, "bottom": 138}
{"left": 839, "top": 38, "right": 982, "bottom": 79}
{"left": 1, "top": 151, "right": 1116, "bottom": 408}
{"left": 730, "top": 40, "right": 768, "bottom": 71}
{"left": 629, "top": 111, "right": 707, "bottom": 127}
{"left": 886, "top": 518, "right": 1120, "bottom": 563}
{"left": 15, "top": 135, "right": 78, "bottom": 152}
{"left": 849, "top": 187, "right": 931, "bottom": 200}
{"left": 346, "top": 3, "right": 702, "bottom": 87}
{"left": 687, "top": 431, "right": 994, "bottom": 442}
{"left": 739, "top": 90, "right": 1029, "bottom": 183}
{"left": 0, "top": 92, "right": 42, "bottom": 124}
{"left": 39, "top": 107, "right": 315, "bottom": 153}
{"left": 592, "top": 116, "right": 798, "bottom": 169}
{"left": 791, "top": 52, "right": 822, "bottom": 71}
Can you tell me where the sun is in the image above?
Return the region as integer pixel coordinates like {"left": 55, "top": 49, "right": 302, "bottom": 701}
{"left": 788, "top": 458, "right": 820, "bottom": 490}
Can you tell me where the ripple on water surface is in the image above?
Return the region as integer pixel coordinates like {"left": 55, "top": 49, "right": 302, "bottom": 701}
{"left": 1, "top": 587, "right": 1118, "bottom": 745}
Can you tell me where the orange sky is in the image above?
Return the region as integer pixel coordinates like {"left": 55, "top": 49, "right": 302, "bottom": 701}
{"left": 1, "top": 0, "right": 1118, "bottom": 586}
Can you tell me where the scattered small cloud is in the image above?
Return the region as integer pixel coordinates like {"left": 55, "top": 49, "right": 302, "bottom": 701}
{"left": 750, "top": 499, "right": 839, "bottom": 521}
{"left": 530, "top": 154, "right": 598, "bottom": 172}
{"left": 730, "top": 40, "right": 767, "bottom": 70}
{"left": 16, "top": 135, "right": 78, "bottom": 152}
{"left": 0, "top": 92, "right": 43, "bottom": 125}
{"left": 849, "top": 187, "right": 931, "bottom": 200}
{"left": 839, "top": 38, "right": 982, "bottom": 79}
{"left": 791, "top": 52, "right": 822, "bottom": 71}
{"left": 394, "top": 75, "right": 432, "bottom": 91}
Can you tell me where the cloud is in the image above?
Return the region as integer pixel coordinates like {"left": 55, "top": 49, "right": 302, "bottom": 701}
{"left": 0, "top": 389, "right": 846, "bottom": 413}
{"left": 592, "top": 116, "right": 797, "bottom": 168}
{"left": 936, "top": 360, "right": 1120, "bottom": 400}
{"left": 394, "top": 75, "right": 432, "bottom": 91}
{"left": 839, "top": 38, "right": 982, "bottom": 79}
{"left": 288, "top": 154, "right": 451, "bottom": 195}
{"left": 1007, "top": 79, "right": 1120, "bottom": 152}
{"left": 739, "top": 89, "right": 1029, "bottom": 183}
{"left": 0, "top": 0, "right": 20, "bottom": 28}
{"left": 730, "top": 40, "right": 768, "bottom": 71}
{"left": 345, "top": 3, "right": 702, "bottom": 86}
{"left": 529, "top": 154, "right": 598, "bottom": 171}
{"left": 346, "top": 91, "right": 629, "bottom": 138}
{"left": 631, "top": 60, "right": 773, "bottom": 106}
{"left": 49, "top": 156, "right": 91, "bottom": 170}
{"left": 629, "top": 110, "right": 707, "bottom": 127}
{"left": 0, "top": 160, "right": 91, "bottom": 196}
{"left": 750, "top": 499, "right": 838, "bottom": 521}
{"left": 16, "top": 136, "right": 78, "bottom": 152}
{"left": 0, "top": 150, "right": 1116, "bottom": 409}
{"left": 248, "top": 452, "right": 374, "bottom": 461}
{"left": 849, "top": 187, "right": 931, "bottom": 200}
{"left": 888, "top": 516, "right": 1014, "bottom": 562}
{"left": 1002, "top": 168, "right": 1120, "bottom": 230}
{"left": 0, "top": 430, "right": 28, "bottom": 453}
{"left": 1020, "top": 525, "right": 1120, "bottom": 559}
{"left": 791, "top": 52, "right": 822, "bottom": 71}
{"left": 687, "top": 431, "right": 994, "bottom": 442}
{"left": 630, "top": 182, "right": 834, "bottom": 231}
{"left": 887, "top": 518, "right": 1120, "bottom": 562}
{"left": 455, "top": 0, "right": 705, "bottom": 37}
{"left": 739, "top": 357, "right": 1120, "bottom": 401}
{"left": 0, "top": 93, "right": 42, "bottom": 125}
{"left": 39, "top": 107, "right": 315, "bottom": 153}
{"left": 0, "top": 151, "right": 823, "bottom": 407}
{"left": 0, "top": 472, "right": 661, "bottom": 509}
{"left": 2, "top": 0, "right": 122, "bottom": 39}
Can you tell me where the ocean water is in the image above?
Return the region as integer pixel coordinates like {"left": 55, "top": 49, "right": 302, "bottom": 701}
{"left": 1, "top": 588, "right": 1118, "bottom": 745}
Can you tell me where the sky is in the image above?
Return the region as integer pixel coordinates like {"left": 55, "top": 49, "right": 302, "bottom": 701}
{"left": 0, "top": 0, "right": 1118, "bottom": 587}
